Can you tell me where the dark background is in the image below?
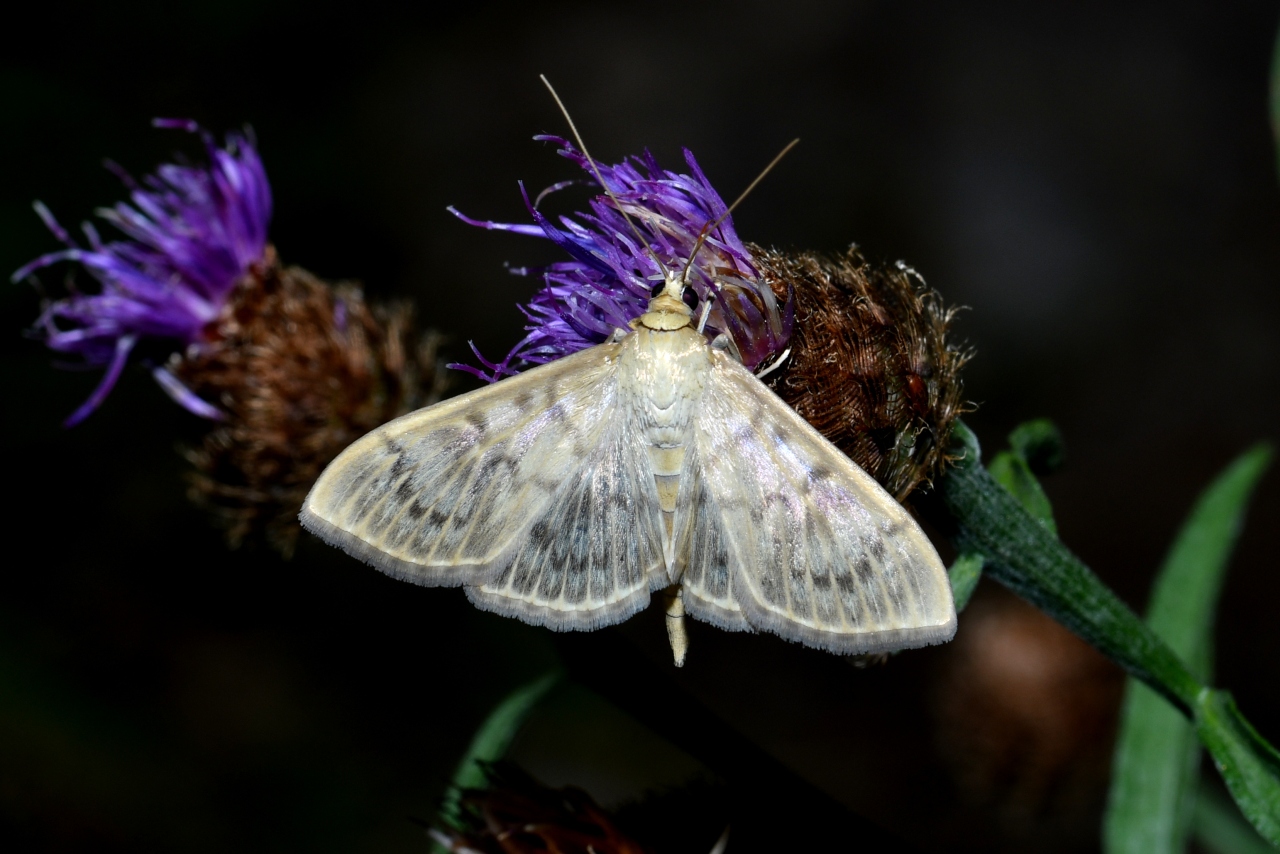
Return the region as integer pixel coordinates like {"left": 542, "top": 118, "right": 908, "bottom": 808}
{"left": 3, "top": 1, "right": 1279, "bottom": 851}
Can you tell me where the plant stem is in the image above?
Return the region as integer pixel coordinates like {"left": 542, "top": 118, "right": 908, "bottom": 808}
{"left": 936, "top": 422, "right": 1201, "bottom": 711}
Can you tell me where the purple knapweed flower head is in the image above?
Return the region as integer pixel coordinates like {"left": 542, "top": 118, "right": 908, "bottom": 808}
{"left": 13, "top": 118, "right": 272, "bottom": 426}
{"left": 448, "top": 136, "right": 793, "bottom": 382}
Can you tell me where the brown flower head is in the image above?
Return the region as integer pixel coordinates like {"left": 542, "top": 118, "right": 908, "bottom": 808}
{"left": 175, "top": 248, "right": 447, "bottom": 554}
{"left": 431, "top": 763, "right": 652, "bottom": 854}
{"left": 753, "top": 245, "right": 972, "bottom": 500}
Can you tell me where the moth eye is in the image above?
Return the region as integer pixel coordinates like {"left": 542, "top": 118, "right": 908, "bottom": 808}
{"left": 682, "top": 289, "right": 699, "bottom": 310}
{"left": 650, "top": 282, "right": 665, "bottom": 298}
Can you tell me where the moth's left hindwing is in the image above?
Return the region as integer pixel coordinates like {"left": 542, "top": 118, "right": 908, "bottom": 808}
{"left": 301, "top": 342, "right": 669, "bottom": 626}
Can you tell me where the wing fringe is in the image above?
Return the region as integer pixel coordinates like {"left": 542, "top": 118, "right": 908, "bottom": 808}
{"left": 299, "top": 505, "right": 506, "bottom": 587}
{"left": 464, "top": 585, "right": 652, "bottom": 631}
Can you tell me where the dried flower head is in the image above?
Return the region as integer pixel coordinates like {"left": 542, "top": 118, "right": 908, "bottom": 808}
{"left": 450, "top": 136, "right": 792, "bottom": 380}
{"left": 753, "top": 247, "right": 971, "bottom": 499}
{"left": 175, "top": 250, "right": 447, "bottom": 555}
{"left": 457, "top": 140, "right": 970, "bottom": 494}
{"left": 17, "top": 121, "right": 446, "bottom": 552}
{"left": 431, "top": 762, "right": 651, "bottom": 854}
{"left": 13, "top": 119, "right": 271, "bottom": 425}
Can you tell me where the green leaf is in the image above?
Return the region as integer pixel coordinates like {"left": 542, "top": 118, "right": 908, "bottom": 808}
{"left": 1106, "top": 680, "right": 1204, "bottom": 854}
{"left": 1104, "top": 445, "right": 1271, "bottom": 854}
{"left": 1195, "top": 690, "right": 1280, "bottom": 847}
{"left": 1007, "top": 418, "right": 1067, "bottom": 476}
{"left": 947, "top": 552, "right": 984, "bottom": 612}
{"left": 1148, "top": 445, "right": 1271, "bottom": 675}
{"left": 1194, "top": 783, "right": 1278, "bottom": 854}
{"left": 436, "top": 672, "right": 561, "bottom": 830}
{"left": 988, "top": 450, "right": 1057, "bottom": 534}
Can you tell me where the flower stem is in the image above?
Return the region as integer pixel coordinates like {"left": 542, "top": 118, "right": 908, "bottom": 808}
{"left": 937, "top": 421, "right": 1201, "bottom": 711}
{"left": 934, "top": 422, "right": 1280, "bottom": 843}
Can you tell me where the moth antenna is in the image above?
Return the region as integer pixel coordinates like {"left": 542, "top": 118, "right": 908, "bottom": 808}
{"left": 539, "top": 75, "right": 671, "bottom": 279}
{"left": 680, "top": 138, "right": 801, "bottom": 287}
{"left": 680, "top": 221, "right": 714, "bottom": 288}
{"left": 724, "top": 138, "right": 801, "bottom": 220}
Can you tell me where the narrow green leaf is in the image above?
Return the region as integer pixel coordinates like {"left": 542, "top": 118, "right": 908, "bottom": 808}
{"left": 988, "top": 450, "right": 1057, "bottom": 534}
{"left": 1106, "top": 681, "right": 1203, "bottom": 854}
{"left": 437, "top": 672, "right": 561, "bottom": 830}
{"left": 1148, "top": 445, "right": 1271, "bottom": 675}
{"left": 1195, "top": 690, "right": 1280, "bottom": 847}
{"left": 1007, "top": 418, "right": 1066, "bottom": 476}
{"left": 948, "top": 552, "right": 984, "bottom": 612}
{"left": 1194, "top": 783, "right": 1278, "bottom": 854}
{"left": 1105, "top": 445, "right": 1272, "bottom": 854}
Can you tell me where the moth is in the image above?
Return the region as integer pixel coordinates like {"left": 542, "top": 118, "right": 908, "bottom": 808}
{"left": 300, "top": 269, "right": 957, "bottom": 665}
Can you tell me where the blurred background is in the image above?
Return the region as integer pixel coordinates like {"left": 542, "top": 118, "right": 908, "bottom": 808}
{"left": 3, "top": 1, "right": 1279, "bottom": 851}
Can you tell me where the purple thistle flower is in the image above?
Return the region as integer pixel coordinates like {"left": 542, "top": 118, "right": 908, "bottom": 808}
{"left": 449, "top": 136, "right": 793, "bottom": 382}
{"left": 13, "top": 118, "right": 272, "bottom": 426}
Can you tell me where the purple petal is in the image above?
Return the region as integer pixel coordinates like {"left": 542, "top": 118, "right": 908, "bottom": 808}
{"left": 17, "top": 120, "right": 273, "bottom": 423}
{"left": 31, "top": 201, "right": 73, "bottom": 246}
{"left": 151, "top": 366, "right": 224, "bottom": 420}
{"left": 63, "top": 334, "right": 136, "bottom": 427}
{"left": 447, "top": 206, "right": 546, "bottom": 237}
{"left": 452, "top": 138, "right": 790, "bottom": 378}
{"left": 152, "top": 117, "right": 200, "bottom": 133}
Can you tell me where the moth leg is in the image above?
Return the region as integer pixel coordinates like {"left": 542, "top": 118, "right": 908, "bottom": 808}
{"left": 709, "top": 334, "right": 743, "bottom": 366}
{"left": 695, "top": 294, "right": 714, "bottom": 334}
{"left": 754, "top": 347, "right": 791, "bottom": 380}
{"left": 663, "top": 585, "right": 689, "bottom": 667}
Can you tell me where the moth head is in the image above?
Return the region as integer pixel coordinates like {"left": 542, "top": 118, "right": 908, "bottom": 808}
{"left": 638, "top": 270, "right": 696, "bottom": 331}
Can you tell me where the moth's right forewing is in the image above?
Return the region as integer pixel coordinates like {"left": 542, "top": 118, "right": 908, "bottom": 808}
{"left": 690, "top": 353, "right": 956, "bottom": 655}
{"left": 300, "top": 344, "right": 622, "bottom": 586}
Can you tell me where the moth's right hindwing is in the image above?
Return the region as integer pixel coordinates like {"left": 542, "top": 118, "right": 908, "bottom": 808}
{"left": 676, "top": 464, "right": 753, "bottom": 632}
{"left": 300, "top": 343, "right": 664, "bottom": 613}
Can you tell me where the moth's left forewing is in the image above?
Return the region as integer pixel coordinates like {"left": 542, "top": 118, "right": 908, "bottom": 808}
{"left": 689, "top": 352, "right": 956, "bottom": 655}
{"left": 302, "top": 338, "right": 672, "bottom": 633}
{"left": 300, "top": 344, "right": 624, "bottom": 585}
